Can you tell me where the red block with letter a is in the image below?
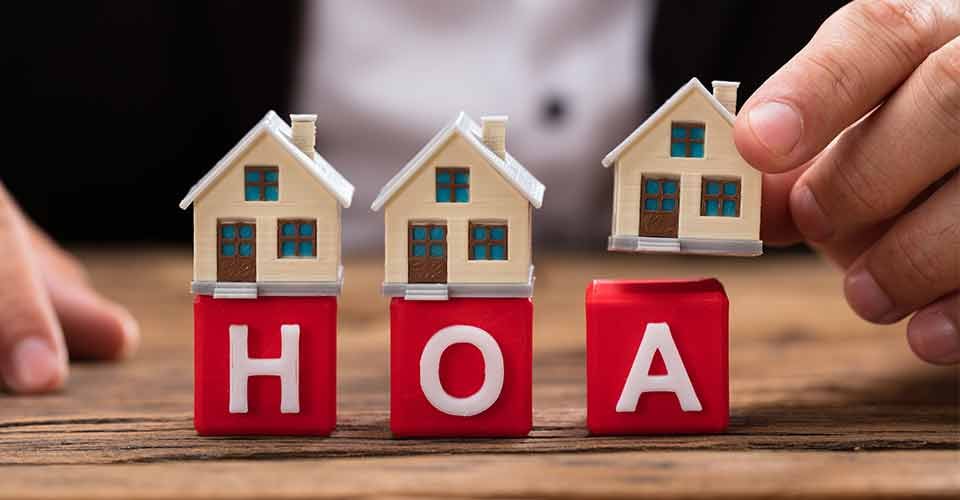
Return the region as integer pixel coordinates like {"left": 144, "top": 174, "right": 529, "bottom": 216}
{"left": 586, "top": 279, "right": 728, "bottom": 435}
{"left": 193, "top": 295, "right": 337, "bottom": 436}
{"left": 390, "top": 297, "right": 532, "bottom": 437}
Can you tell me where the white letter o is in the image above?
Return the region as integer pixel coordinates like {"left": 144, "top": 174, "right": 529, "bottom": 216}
{"left": 419, "top": 325, "right": 504, "bottom": 417}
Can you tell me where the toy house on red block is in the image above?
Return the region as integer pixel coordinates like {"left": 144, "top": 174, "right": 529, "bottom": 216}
{"left": 371, "top": 112, "right": 545, "bottom": 437}
{"left": 179, "top": 111, "right": 354, "bottom": 436}
{"left": 586, "top": 279, "right": 729, "bottom": 434}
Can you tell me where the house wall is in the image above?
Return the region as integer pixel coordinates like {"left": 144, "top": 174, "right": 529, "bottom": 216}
{"left": 612, "top": 91, "right": 761, "bottom": 241}
{"left": 193, "top": 135, "right": 341, "bottom": 282}
{"left": 382, "top": 133, "right": 532, "bottom": 284}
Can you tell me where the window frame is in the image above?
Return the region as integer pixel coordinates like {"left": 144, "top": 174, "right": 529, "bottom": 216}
{"left": 276, "top": 219, "right": 318, "bottom": 258}
{"left": 700, "top": 177, "right": 741, "bottom": 217}
{"left": 468, "top": 222, "right": 509, "bottom": 261}
{"left": 409, "top": 222, "right": 447, "bottom": 259}
{"left": 670, "top": 122, "right": 706, "bottom": 158}
{"left": 435, "top": 167, "right": 470, "bottom": 203}
{"left": 218, "top": 220, "right": 256, "bottom": 258}
{"left": 244, "top": 166, "right": 280, "bottom": 201}
{"left": 641, "top": 176, "right": 680, "bottom": 214}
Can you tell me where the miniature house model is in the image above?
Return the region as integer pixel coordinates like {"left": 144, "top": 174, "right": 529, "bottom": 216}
{"left": 179, "top": 111, "right": 355, "bottom": 298}
{"left": 602, "top": 78, "right": 762, "bottom": 256}
{"left": 371, "top": 112, "right": 545, "bottom": 300}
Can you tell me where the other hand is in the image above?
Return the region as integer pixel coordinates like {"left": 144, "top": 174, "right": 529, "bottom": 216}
{"left": 0, "top": 182, "right": 139, "bottom": 393}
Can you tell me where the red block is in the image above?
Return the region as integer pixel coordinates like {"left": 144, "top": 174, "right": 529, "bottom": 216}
{"left": 390, "top": 297, "right": 533, "bottom": 437}
{"left": 586, "top": 279, "right": 728, "bottom": 435}
{"left": 194, "top": 295, "right": 337, "bottom": 436}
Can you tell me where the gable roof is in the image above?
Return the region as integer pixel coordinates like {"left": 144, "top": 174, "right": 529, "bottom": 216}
{"left": 601, "top": 78, "right": 736, "bottom": 167}
{"left": 179, "top": 111, "right": 355, "bottom": 209}
{"left": 370, "top": 112, "right": 545, "bottom": 211}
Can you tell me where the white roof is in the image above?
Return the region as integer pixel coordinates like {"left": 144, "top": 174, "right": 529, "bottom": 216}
{"left": 601, "top": 78, "right": 736, "bottom": 167}
{"left": 370, "top": 112, "right": 545, "bottom": 211}
{"left": 179, "top": 111, "right": 355, "bottom": 209}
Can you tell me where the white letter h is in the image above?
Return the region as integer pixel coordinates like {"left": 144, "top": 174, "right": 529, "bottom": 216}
{"left": 229, "top": 324, "right": 300, "bottom": 414}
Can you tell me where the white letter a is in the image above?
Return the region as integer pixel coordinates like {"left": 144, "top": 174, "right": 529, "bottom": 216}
{"left": 616, "top": 322, "right": 702, "bottom": 413}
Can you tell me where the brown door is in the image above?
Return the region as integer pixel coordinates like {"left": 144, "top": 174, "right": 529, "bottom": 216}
{"left": 639, "top": 176, "right": 680, "bottom": 237}
{"left": 217, "top": 221, "right": 256, "bottom": 282}
{"left": 408, "top": 222, "right": 447, "bottom": 283}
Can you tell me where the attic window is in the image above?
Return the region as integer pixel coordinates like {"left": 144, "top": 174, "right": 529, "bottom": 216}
{"left": 670, "top": 122, "right": 705, "bottom": 158}
{"left": 245, "top": 166, "right": 279, "bottom": 201}
{"left": 436, "top": 168, "right": 469, "bottom": 203}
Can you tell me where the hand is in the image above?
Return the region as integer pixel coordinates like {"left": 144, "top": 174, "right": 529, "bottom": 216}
{"left": 735, "top": 0, "right": 960, "bottom": 365}
{"left": 0, "top": 182, "right": 139, "bottom": 393}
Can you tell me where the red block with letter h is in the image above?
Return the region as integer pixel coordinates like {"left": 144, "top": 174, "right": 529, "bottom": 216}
{"left": 390, "top": 297, "right": 532, "bottom": 437}
{"left": 193, "top": 295, "right": 337, "bottom": 436}
{"left": 586, "top": 279, "right": 728, "bottom": 435}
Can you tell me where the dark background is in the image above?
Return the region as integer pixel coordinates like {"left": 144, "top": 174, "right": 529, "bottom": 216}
{"left": 3, "top": 1, "right": 842, "bottom": 244}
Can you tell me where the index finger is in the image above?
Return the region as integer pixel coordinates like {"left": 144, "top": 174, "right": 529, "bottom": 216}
{"left": 734, "top": 0, "right": 960, "bottom": 173}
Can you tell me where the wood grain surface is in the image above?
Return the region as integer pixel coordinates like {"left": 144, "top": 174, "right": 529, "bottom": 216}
{"left": 1, "top": 249, "right": 957, "bottom": 499}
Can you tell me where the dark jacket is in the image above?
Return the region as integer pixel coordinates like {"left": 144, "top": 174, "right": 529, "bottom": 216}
{"left": 4, "top": 1, "right": 842, "bottom": 242}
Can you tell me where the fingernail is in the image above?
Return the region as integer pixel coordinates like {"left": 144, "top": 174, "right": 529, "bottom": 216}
{"left": 6, "top": 338, "right": 65, "bottom": 393}
{"left": 908, "top": 311, "right": 960, "bottom": 365}
{"left": 748, "top": 101, "right": 803, "bottom": 157}
{"left": 792, "top": 183, "right": 833, "bottom": 241}
{"left": 117, "top": 311, "right": 141, "bottom": 360}
{"left": 845, "top": 265, "right": 896, "bottom": 323}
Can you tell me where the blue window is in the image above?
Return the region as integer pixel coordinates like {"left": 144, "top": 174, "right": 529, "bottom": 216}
{"left": 642, "top": 177, "right": 679, "bottom": 214}
{"left": 645, "top": 180, "right": 659, "bottom": 194}
{"left": 219, "top": 221, "right": 254, "bottom": 260}
{"left": 469, "top": 222, "right": 508, "bottom": 260}
{"left": 701, "top": 178, "right": 740, "bottom": 217}
{"left": 277, "top": 219, "right": 316, "bottom": 257}
{"left": 436, "top": 168, "right": 469, "bottom": 203}
{"left": 705, "top": 199, "right": 719, "bottom": 216}
{"left": 670, "top": 122, "right": 706, "bottom": 158}
{"left": 410, "top": 223, "right": 446, "bottom": 260}
{"left": 244, "top": 166, "right": 279, "bottom": 201}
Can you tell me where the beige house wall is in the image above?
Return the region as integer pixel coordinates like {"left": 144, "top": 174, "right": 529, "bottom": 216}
{"left": 193, "top": 135, "right": 341, "bottom": 282}
{"left": 382, "top": 134, "right": 532, "bottom": 284}
{"left": 612, "top": 91, "right": 761, "bottom": 241}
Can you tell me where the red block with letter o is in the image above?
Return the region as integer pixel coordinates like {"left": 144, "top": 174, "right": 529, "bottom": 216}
{"left": 193, "top": 295, "right": 337, "bottom": 436}
{"left": 586, "top": 279, "right": 728, "bottom": 435}
{"left": 390, "top": 297, "right": 533, "bottom": 437}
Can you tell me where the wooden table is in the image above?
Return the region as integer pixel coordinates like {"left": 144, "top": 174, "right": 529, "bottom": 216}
{"left": 2, "top": 249, "right": 957, "bottom": 498}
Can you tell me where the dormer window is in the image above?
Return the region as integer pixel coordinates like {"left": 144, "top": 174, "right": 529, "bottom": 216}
{"left": 245, "top": 166, "right": 279, "bottom": 201}
{"left": 670, "top": 122, "right": 705, "bottom": 158}
{"left": 436, "top": 168, "right": 469, "bottom": 203}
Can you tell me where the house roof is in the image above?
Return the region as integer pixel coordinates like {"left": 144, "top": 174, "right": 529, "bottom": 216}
{"left": 601, "top": 78, "right": 736, "bottom": 167}
{"left": 370, "top": 112, "right": 545, "bottom": 211}
{"left": 179, "top": 111, "right": 355, "bottom": 209}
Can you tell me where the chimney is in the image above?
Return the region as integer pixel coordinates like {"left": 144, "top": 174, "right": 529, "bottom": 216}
{"left": 711, "top": 81, "right": 740, "bottom": 115}
{"left": 290, "top": 114, "right": 317, "bottom": 156}
{"left": 481, "top": 115, "right": 508, "bottom": 159}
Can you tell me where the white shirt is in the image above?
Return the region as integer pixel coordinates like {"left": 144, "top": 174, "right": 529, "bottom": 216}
{"left": 294, "top": 0, "right": 653, "bottom": 249}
